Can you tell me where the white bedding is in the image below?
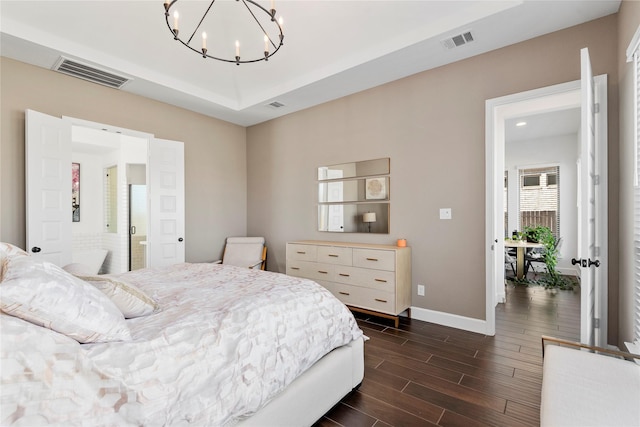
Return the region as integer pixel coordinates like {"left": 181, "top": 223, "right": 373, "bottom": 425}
{"left": 1, "top": 263, "right": 364, "bottom": 426}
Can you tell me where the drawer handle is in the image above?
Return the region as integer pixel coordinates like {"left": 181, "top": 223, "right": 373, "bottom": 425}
{"left": 366, "top": 257, "right": 379, "bottom": 261}
{"left": 339, "top": 291, "right": 350, "bottom": 296}
{"left": 318, "top": 270, "right": 328, "bottom": 274}
{"left": 339, "top": 273, "right": 350, "bottom": 277}
{"left": 290, "top": 267, "right": 300, "bottom": 270}
{"left": 374, "top": 278, "right": 387, "bottom": 283}
{"left": 328, "top": 254, "right": 339, "bottom": 257}
{"left": 297, "top": 251, "right": 306, "bottom": 254}
{"left": 375, "top": 298, "right": 388, "bottom": 303}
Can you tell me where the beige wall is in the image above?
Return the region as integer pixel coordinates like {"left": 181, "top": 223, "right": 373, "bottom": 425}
{"left": 247, "top": 16, "right": 620, "bottom": 325}
{"left": 617, "top": 0, "right": 640, "bottom": 347}
{"left": 0, "top": 57, "right": 247, "bottom": 263}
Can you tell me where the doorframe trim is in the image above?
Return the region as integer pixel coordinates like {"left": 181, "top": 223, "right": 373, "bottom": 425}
{"left": 485, "top": 79, "right": 582, "bottom": 336}
{"left": 485, "top": 76, "right": 608, "bottom": 342}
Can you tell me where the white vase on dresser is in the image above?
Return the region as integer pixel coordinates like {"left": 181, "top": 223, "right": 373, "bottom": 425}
{"left": 286, "top": 241, "right": 411, "bottom": 327}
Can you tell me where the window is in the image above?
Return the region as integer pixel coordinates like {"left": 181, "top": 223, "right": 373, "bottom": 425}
{"left": 522, "top": 174, "right": 540, "bottom": 187}
{"left": 519, "top": 166, "right": 560, "bottom": 237}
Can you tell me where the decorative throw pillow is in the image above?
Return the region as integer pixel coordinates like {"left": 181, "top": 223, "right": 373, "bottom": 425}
{"left": 0, "top": 242, "right": 29, "bottom": 282}
{"left": 0, "top": 255, "right": 131, "bottom": 343}
{"left": 0, "top": 242, "right": 29, "bottom": 258}
{"left": 79, "top": 275, "right": 158, "bottom": 318}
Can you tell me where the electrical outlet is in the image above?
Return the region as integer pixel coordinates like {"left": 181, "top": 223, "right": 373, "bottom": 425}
{"left": 417, "top": 284, "right": 425, "bottom": 296}
{"left": 439, "top": 208, "right": 452, "bottom": 220}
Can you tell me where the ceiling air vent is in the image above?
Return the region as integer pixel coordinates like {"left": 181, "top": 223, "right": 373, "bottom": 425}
{"left": 441, "top": 31, "right": 475, "bottom": 50}
{"left": 52, "top": 57, "right": 131, "bottom": 89}
{"left": 268, "top": 101, "right": 285, "bottom": 108}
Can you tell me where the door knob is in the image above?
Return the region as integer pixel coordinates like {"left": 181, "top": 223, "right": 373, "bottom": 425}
{"left": 571, "top": 258, "right": 587, "bottom": 267}
{"left": 178, "top": 237, "right": 184, "bottom": 242}
{"left": 31, "top": 246, "right": 41, "bottom": 253}
{"left": 588, "top": 259, "right": 600, "bottom": 268}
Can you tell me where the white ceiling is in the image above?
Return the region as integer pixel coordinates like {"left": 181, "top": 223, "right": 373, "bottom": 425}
{"left": 0, "top": 0, "right": 620, "bottom": 127}
{"left": 506, "top": 108, "right": 581, "bottom": 143}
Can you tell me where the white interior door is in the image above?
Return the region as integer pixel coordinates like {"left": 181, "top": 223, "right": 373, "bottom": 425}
{"left": 148, "top": 138, "right": 185, "bottom": 267}
{"left": 25, "top": 109, "right": 72, "bottom": 266}
{"left": 579, "top": 48, "right": 608, "bottom": 346}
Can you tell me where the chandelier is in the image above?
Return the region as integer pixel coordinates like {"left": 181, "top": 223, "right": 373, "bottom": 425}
{"left": 163, "top": 0, "right": 284, "bottom": 65}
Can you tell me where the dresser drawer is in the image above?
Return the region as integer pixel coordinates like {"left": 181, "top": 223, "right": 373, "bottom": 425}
{"left": 288, "top": 261, "right": 337, "bottom": 282}
{"left": 286, "top": 260, "right": 321, "bottom": 278}
{"left": 326, "top": 282, "right": 396, "bottom": 315}
{"left": 349, "top": 267, "right": 396, "bottom": 292}
{"left": 317, "top": 246, "right": 352, "bottom": 266}
{"left": 353, "top": 248, "right": 395, "bottom": 271}
{"left": 287, "top": 244, "right": 317, "bottom": 262}
{"left": 330, "top": 265, "right": 396, "bottom": 292}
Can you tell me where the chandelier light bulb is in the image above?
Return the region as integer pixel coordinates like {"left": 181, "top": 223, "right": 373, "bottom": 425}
{"left": 264, "top": 35, "right": 269, "bottom": 53}
{"left": 173, "top": 11, "right": 179, "bottom": 31}
{"left": 202, "top": 32, "right": 207, "bottom": 50}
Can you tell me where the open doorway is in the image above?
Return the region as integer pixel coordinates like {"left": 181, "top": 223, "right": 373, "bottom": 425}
{"left": 504, "top": 107, "right": 580, "bottom": 281}
{"left": 485, "top": 69, "right": 608, "bottom": 345}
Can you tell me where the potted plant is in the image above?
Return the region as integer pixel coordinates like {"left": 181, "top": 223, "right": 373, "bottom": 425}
{"left": 522, "top": 225, "right": 572, "bottom": 289}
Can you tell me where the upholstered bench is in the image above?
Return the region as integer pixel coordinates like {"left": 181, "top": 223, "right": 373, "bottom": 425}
{"left": 540, "top": 336, "right": 640, "bottom": 426}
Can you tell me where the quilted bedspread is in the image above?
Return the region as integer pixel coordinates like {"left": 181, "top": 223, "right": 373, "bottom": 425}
{"left": 1, "top": 263, "right": 364, "bottom": 426}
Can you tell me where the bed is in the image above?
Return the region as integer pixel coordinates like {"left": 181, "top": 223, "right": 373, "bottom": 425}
{"left": 0, "top": 243, "right": 365, "bottom": 426}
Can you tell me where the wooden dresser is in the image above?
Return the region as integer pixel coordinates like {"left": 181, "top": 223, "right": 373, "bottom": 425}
{"left": 286, "top": 241, "right": 411, "bottom": 326}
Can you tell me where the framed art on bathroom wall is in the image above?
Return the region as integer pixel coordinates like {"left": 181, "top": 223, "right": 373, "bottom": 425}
{"left": 72, "top": 162, "right": 80, "bottom": 222}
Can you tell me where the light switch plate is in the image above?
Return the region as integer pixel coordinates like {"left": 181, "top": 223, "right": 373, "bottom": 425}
{"left": 440, "top": 208, "right": 452, "bottom": 220}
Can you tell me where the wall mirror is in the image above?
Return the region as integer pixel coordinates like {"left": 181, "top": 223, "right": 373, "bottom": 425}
{"left": 318, "top": 158, "right": 390, "bottom": 181}
{"left": 318, "top": 177, "right": 390, "bottom": 203}
{"left": 317, "top": 157, "right": 390, "bottom": 234}
{"left": 318, "top": 203, "right": 389, "bottom": 233}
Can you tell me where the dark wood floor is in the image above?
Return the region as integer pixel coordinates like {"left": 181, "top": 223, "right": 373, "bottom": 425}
{"left": 314, "top": 282, "right": 581, "bottom": 427}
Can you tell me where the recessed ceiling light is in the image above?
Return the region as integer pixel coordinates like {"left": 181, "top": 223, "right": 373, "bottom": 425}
{"left": 516, "top": 121, "right": 527, "bottom": 127}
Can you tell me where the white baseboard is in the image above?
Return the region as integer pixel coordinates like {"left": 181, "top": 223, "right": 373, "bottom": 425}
{"left": 558, "top": 267, "right": 580, "bottom": 277}
{"left": 410, "top": 306, "right": 490, "bottom": 335}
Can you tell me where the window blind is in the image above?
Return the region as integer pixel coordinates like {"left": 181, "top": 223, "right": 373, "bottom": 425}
{"left": 518, "top": 166, "right": 560, "bottom": 238}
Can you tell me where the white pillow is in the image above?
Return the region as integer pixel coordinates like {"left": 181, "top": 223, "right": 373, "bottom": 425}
{"left": 63, "top": 263, "right": 96, "bottom": 276}
{"left": 0, "top": 256, "right": 131, "bottom": 343}
{"left": 0, "top": 242, "right": 29, "bottom": 282}
{"left": 79, "top": 275, "right": 158, "bottom": 318}
{"left": 0, "top": 242, "right": 28, "bottom": 258}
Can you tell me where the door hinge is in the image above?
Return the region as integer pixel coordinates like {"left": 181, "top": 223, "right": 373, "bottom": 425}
{"left": 594, "top": 318, "right": 600, "bottom": 328}
{"left": 594, "top": 103, "right": 600, "bottom": 114}
{"left": 595, "top": 246, "right": 600, "bottom": 257}
{"left": 594, "top": 174, "right": 600, "bottom": 185}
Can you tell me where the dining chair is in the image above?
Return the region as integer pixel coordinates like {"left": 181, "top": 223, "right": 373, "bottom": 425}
{"left": 505, "top": 250, "right": 517, "bottom": 277}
